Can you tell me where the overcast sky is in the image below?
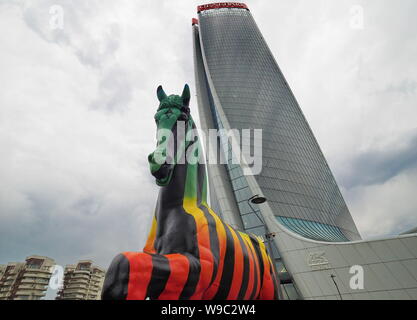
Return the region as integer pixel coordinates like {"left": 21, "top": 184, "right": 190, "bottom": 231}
{"left": 1, "top": 0, "right": 416, "bottom": 294}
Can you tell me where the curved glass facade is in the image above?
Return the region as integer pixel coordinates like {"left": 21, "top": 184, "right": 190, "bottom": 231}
{"left": 193, "top": 4, "right": 361, "bottom": 242}
{"left": 276, "top": 217, "right": 349, "bottom": 242}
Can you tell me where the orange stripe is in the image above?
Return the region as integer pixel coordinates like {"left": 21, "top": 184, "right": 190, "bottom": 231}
{"left": 202, "top": 205, "right": 227, "bottom": 299}
{"left": 124, "top": 252, "right": 153, "bottom": 300}
{"left": 158, "top": 254, "right": 189, "bottom": 300}
{"left": 226, "top": 226, "right": 244, "bottom": 300}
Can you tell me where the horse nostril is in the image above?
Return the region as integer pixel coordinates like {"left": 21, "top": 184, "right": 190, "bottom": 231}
{"left": 159, "top": 136, "right": 167, "bottom": 144}
{"left": 179, "top": 113, "right": 188, "bottom": 121}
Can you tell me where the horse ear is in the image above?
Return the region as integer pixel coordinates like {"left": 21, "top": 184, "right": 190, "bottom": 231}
{"left": 157, "top": 85, "right": 167, "bottom": 102}
{"left": 181, "top": 84, "right": 190, "bottom": 107}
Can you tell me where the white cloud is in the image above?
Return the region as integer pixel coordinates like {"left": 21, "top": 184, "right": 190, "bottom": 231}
{"left": 345, "top": 167, "right": 417, "bottom": 238}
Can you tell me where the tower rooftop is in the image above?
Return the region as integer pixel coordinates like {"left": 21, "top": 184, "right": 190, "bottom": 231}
{"left": 197, "top": 2, "right": 249, "bottom": 13}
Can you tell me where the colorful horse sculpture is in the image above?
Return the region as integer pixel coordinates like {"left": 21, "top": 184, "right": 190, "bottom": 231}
{"left": 102, "top": 84, "right": 278, "bottom": 300}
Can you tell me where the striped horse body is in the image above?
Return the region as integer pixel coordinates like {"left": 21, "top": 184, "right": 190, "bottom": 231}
{"left": 102, "top": 85, "right": 279, "bottom": 300}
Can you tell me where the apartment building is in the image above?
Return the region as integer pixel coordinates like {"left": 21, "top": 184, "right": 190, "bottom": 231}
{"left": 56, "top": 260, "right": 105, "bottom": 300}
{"left": 0, "top": 255, "right": 55, "bottom": 300}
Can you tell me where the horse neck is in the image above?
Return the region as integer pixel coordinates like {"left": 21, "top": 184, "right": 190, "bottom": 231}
{"left": 156, "top": 126, "right": 208, "bottom": 215}
{"left": 144, "top": 117, "right": 208, "bottom": 254}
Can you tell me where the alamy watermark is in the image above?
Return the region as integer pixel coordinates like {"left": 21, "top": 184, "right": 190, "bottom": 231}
{"left": 48, "top": 264, "right": 64, "bottom": 290}
{"left": 152, "top": 124, "right": 263, "bottom": 175}
{"left": 349, "top": 265, "right": 364, "bottom": 290}
{"left": 49, "top": 5, "right": 64, "bottom": 30}
{"left": 349, "top": 5, "right": 364, "bottom": 30}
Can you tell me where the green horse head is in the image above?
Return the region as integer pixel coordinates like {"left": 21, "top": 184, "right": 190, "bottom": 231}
{"left": 148, "top": 84, "right": 192, "bottom": 186}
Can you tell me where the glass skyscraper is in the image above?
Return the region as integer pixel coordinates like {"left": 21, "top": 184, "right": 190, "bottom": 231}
{"left": 193, "top": 2, "right": 360, "bottom": 243}
{"left": 192, "top": 2, "right": 417, "bottom": 301}
{"left": 192, "top": 2, "right": 361, "bottom": 299}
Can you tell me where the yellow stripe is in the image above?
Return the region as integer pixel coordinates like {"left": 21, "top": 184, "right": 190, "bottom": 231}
{"left": 182, "top": 197, "right": 214, "bottom": 294}
{"left": 143, "top": 216, "right": 157, "bottom": 253}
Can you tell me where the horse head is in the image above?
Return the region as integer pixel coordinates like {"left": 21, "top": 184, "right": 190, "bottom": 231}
{"left": 148, "top": 84, "right": 191, "bottom": 186}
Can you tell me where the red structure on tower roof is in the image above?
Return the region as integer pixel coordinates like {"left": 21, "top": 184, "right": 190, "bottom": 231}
{"left": 197, "top": 2, "right": 249, "bottom": 13}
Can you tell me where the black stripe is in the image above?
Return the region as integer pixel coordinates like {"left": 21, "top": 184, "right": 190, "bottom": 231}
{"left": 101, "top": 253, "right": 129, "bottom": 300}
{"left": 173, "top": 118, "right": 192, "bottom": 165}
{"left": 236, "top": 232, "right": 250, "bottom": 300}
{"left": 179, "top": 253, "right": 201, "bottom": 299}
{"left": 155, "top": 164, "right": 199, "bottom": 256}
{"left": 196, "top": 160, "right": 205, "bottom": 205}
{"left": 171, "top": 121, "right": 179, "bottom": 163}
{"left": 213, "top": 223, "right": 235, "bottom": 300}
{"left": 146, "top": 254, "right": 170, "bottom": 299}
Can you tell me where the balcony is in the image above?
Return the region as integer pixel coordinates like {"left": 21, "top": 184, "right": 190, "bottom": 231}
{"left": 63, "top": 293, "right": 85, "bottom": 300}
{"left": 67, "top": 283, "right": 88, "bottom": 288}
{"left": 24, "top": 267, "right": 52, "bottom": 274}
{"left": 20, "top": 278, "right": 35, "bottom": 283}
{"left": 72, "top": 274, "right": 90, "bottom": 280}
{"left": 69, "top": 279, "right": 89, "bottom": 285}
{"left": 65, "top": 286, "right": 88, "bottom": 292}
{"left": 23, "top": 272, "right": 51, "bottom": 279}
{"left": 15, "top": 289, "right": 46, "bottom": 297}
{"left": 73, "top": 270, "right": 91, "bottom": 275}
{"left": 91, "top": 273, "right": 104, "bottom": 278}
{"left": 20, "top": 279, "right": 49, "bottom": 286}
{"left": 63, "top": 290, "right": 87, "bottom": 297}
{"left": 18, "top": 284, "right": 48, "bottom": 290}
{"left": 71, "top": 278, "right": 89, "bottom": 283}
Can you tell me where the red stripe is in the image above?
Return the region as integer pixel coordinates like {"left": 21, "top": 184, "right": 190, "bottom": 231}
{"left": 158, "top": 254, "right": 190, "bottom": 300}
{"left": 124, "top": 252, "right": 153, "bottom": 300}
{"left": 259, "top": 251, "right": 275, "bottom": 300}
